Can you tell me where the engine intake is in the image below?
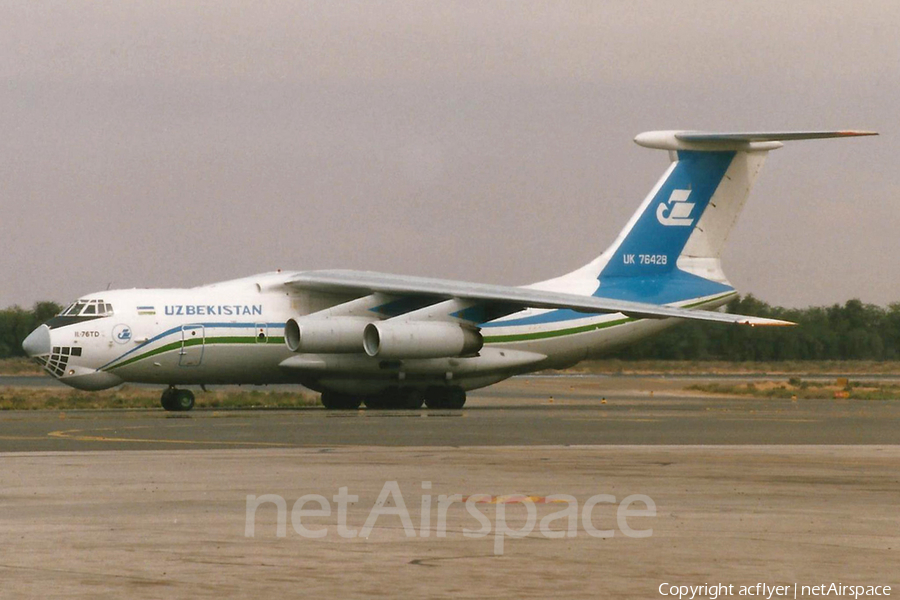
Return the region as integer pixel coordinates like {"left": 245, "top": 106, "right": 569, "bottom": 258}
{"left": 363, "top": 321, "right": 483, "bottom": 359}
{"left": 284, "top": 317, "right": 370, "bottom": 353}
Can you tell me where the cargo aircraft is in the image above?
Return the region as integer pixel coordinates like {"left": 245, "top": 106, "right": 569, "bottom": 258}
{"left": 22, "top": 130, "right": 875, "bottom": 410}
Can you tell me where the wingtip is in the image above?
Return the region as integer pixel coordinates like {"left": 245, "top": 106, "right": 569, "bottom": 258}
{"left": 838, "top": 130, "right": 879, "bottom": 137}
{"left": 742, "top": 318, "right": 797, "bottom": 327}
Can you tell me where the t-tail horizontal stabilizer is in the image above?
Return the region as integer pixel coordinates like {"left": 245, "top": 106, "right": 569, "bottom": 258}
{"left": 635, "top": 130, "right": 877, "bottom": 151}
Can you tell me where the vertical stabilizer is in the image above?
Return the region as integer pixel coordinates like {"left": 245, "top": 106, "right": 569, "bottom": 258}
{"left": 598, "top": 149, "right": 737, "bottom": 280}
{"left": 532, "top": 130, "right": 876, "bottom": 306}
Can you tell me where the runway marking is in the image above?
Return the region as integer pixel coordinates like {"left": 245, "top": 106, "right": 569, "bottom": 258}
{"left": 323, "top": 412, "right": 466, "bottom": 418}
{"left": 0, "top": 563, "right": 180, "bottom": 587}
{"left": 409, "top": 554, "right": 497, "bottom": 567}
{"left": 47, "top": 427, "right": 295, "bottom": 447}
{"left": 460, "top": 495, "right": 569, "bottom": 504}
{"left": 564, "top": 418, "right": 663, "bottom": 423}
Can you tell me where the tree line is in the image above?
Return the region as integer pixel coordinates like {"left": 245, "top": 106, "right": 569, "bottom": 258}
{"left": 0, "top": 302, "right": 62, "bottom": 359}
{"left": 617, "top": 296, "right": 900, "bottom": 361}
{"left": 2, "top": 296, "right": 900, "bottom": 361}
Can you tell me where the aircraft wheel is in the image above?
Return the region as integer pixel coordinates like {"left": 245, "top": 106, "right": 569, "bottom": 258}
{"left": 363, "top": 395, "right": 391, "bottom": 410}
{"left": 174, "top": 389, "right": 195, "bottom": 412}
{"left": 425, "top": 388, "right": 466, "bottom": 409}
{"left": 160, "top": 388, "right": 178, "bottom": 411}
{"left": 398, "top": 390, "right": 424, "bottom": 410}
{"left": 320, "top": 392, "right": 362, "bottom": 410}
{"left": 444, "top": 388, "right": 466, "bottom": 409}
{"left": 364, "top": 390, "right": 425, "bottom": 410}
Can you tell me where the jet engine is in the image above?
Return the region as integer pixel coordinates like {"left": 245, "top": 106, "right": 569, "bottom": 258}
{"left": 284, "top": 317, "right": 370, "bottom": 353}
{"left": 363, "top": 321, "right": 483, "bottom": 359}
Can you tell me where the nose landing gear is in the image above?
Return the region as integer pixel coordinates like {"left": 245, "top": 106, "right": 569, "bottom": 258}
{"left": 161, "top": 387, "right": 195, "bottom": 412}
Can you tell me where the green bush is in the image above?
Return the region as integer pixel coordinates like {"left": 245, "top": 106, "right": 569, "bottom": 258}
{"left": 0, "top": 302, "right": 63, "bottom": 359}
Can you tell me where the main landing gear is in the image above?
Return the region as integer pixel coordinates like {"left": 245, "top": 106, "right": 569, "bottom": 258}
{"left": 423, "top": 387, "right": 466, "bottom": 410}
{"left": 161, "top": 387, "right": 195, "bottom": 412}
{"left": 319, "top": 388, "right": 467, "bottom": 411}
{"left": 319, "top": 392, "right": 362, "bottom": 410}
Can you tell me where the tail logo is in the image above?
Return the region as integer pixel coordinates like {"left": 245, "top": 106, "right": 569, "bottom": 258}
{"left": 656, "top": 189, "right": 695, "bottom": 227}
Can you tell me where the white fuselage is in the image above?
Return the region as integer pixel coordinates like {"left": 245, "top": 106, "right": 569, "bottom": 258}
{"left": 29, "top": 271, "right": 731, "bottom": 395}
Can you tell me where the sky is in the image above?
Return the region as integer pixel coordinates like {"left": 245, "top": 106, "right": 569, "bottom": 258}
{"left": 1, "top": 1, "right": 897, "bottom": 309}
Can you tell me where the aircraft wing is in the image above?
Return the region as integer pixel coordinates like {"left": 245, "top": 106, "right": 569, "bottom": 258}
{"left": 284, "top": 270, "right": 793, "bottom": 326}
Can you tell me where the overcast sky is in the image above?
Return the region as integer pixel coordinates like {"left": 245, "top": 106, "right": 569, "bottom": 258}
{"left": 1, "top": 1, "right": 897, "bottom": 309}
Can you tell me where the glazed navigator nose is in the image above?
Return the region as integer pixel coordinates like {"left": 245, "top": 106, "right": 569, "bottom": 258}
{"left": 22, "top": 325, "right": 51, "bottom": 357}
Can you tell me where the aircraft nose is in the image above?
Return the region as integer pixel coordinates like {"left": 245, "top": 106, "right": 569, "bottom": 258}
{"left": 22, "top": 325, "right": 51, "bottom": 357}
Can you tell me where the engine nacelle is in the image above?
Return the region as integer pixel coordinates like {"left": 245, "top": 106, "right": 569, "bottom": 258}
{"left": 363, "top": 321, "right": 483, "bottom": 359}
{"left": 284, "top": 317, "right": 370, "bottom": 353}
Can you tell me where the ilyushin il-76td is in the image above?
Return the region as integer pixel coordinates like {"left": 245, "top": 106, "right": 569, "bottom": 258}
{"left": 22, "top": 130, "right": 875, "bottom": 411}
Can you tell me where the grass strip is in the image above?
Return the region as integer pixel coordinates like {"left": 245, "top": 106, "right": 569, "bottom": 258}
{"left": 561, "top": 359, "right": 900, "bottom": 376}
{"left": 0, "top": 386, "right": 320, "bottom": 410}
{"left": 689, "top": 379, "right": 900, "bottom": 400}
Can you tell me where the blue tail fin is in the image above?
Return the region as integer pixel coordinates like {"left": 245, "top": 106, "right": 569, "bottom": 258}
{"left": 536, "top": 130, "right": 876, "bottom": 306}
{"left": 600, "top": 150, "right": 735, "bottom": 278}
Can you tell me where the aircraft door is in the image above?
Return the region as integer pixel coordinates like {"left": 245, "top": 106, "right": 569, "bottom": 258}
{"left": 179, "top": 324, "right": 205, "bottom": 366}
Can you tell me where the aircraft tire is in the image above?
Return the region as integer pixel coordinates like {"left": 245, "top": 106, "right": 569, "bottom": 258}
{"left": 424, "top": 388, "right": 466, "bottom": 409}
{"left": 320, "top": 392, "right": 362, "bottom": 410}
{"left": 398, "top": 390, "right": 425, "bottom": 410}
{"left": 160, "top": 388, "right": 178, "bottom": 411}
{"left": 364, "top": 390, "right": 425, "bottom": 410}
{"left": 174, "top": 389, "right": 195, "bottom": 412}
{"left": 362, "top": 395, "right": 391, "bottom": 410}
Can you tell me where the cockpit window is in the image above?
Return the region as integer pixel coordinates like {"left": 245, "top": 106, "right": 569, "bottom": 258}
{"left": 63, "top": 303, "right": 86, "bottom": 316}
{"left": 59, "top": 299, "right": 114, "bottom": 317}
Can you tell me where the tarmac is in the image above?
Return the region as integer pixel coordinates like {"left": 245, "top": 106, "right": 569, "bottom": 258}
{"left": 1, "top": 376, "right": 898, "bottom": 598}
